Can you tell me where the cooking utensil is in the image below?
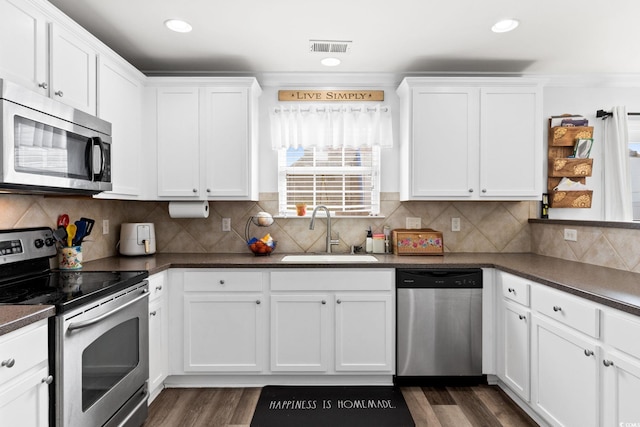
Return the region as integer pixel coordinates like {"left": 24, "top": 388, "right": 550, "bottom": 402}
{"left": 57, "top": 214, "right": 69, "bottom": 228}
{"left": 73, "top": 220, "right": 87, "bottom": 245}
{"left": 80, "top": 217, "right": 95, "bottom": 236}
{"left": 66, "top": 224, "right": 76, "bottom": 247}
{"left": 53, "top": 226, "right": 67, "bottom": 245}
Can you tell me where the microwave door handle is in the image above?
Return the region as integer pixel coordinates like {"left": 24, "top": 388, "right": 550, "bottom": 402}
{"left": 91, "top": 137, "right": 106, "bottom": 181}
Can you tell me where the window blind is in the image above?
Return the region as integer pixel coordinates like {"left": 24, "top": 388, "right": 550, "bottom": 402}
{"left": 278, "top": 146, "right": 380, "bottom": 216}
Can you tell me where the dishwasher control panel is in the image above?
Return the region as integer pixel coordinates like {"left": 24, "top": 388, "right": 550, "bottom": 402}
{"left": 396, "top": 269, "right": 482, "bottom": 289}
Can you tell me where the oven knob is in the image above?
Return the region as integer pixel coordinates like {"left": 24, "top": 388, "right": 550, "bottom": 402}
{"left": 34, "top": 239, "right": 44, "bottom": 248}
{"left": 45, "top": 237, "right": 56, "bottom": 247}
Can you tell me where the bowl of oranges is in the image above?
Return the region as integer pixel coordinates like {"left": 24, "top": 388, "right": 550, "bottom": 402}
{"left": 247, "top": 233, "right": 276, "bottom": 256}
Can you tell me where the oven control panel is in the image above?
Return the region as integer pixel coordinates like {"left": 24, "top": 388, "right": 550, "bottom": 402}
{"left": 0, "top": 227, "right": 57, "bottom": 265}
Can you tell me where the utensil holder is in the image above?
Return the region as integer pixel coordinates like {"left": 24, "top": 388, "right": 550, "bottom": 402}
{"left": 59, "top": 246, "right": 82, "bottom": 270}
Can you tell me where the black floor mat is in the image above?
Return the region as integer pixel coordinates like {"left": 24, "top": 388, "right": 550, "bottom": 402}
{"left": 250, "top": 385, "right": 415, "bottom": 427}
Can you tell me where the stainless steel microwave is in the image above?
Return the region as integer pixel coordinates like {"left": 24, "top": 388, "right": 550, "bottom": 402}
{"left": 0, "top": 78, "right": 112, "bottom": 194}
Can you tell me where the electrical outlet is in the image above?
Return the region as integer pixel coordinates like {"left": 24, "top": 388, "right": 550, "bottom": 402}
{"left": 222, "top": 218, "right": 231, "bottom": 232}
{"left": 564, "top": 228, "right": 577, "bottom": 241}
{"left": 102, "top": 219, "right": 109, "bottom": 235}
{"left": 451, "top": 217, "right": 461, "bottom": 232}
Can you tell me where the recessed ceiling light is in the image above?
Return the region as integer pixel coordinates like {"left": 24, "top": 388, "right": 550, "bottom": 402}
{"left": 164, "top": 19, "right": 193, "bottom": 33}
{"left": 321, "top": 57, "right": 341, "bottom": 67}
{"left": 491, "top": 19, "right": 519, "bottom": 33}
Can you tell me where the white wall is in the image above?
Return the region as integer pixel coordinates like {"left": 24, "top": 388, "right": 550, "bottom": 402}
{"left": 543, "top": 79, "right": 640, "bottom": 221}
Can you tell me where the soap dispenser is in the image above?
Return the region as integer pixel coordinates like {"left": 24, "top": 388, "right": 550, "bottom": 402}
{"left": 365, "top": 227, "right": 373, "bottom": 253}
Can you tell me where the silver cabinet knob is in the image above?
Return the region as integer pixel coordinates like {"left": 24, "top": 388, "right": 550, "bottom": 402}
{"left": 206, "top": 188, "right": 211, "bottom": 193}
{"left": 482, "top": 189, "right": 487, "bottom": 193}
{"left": 256, "top": 300, "right": 261, "bottom": 305}
{"left": 321, "top": 300, "right": 326, "bottom": 305}
{"left": 219, "top": 280, "right": 225, "bottom": 285}
{"left": 553, "top": 306, "right": 562, "bottom": 312}
{"left": 337, "top": 299, "right": 342, "bottom": 304}
{"left": 508, "top": 288, "right": 515, "bottom": 293}
{"left": 468, "top": 188, "right": 474, "bottom": 193}
{"left": 1, "top": 358, "right": 15, "bottom": 368}
{"left": 155, "top": 285, "right": 162, "bottom": 291}
{"left": 38, "top": 82, "right": 48, "bottom": 89}
{"left": 150, "top": 311, "right": 157, "bottom": 316}
{"left": 42, "top": 375, "right": 53, "bottom": 384}
{"left": 54, "top": 90, "right": 63, "bottom": 97}
{"left": 518, "top": 315, "right": 526, "bottom": 320}
{"left": 603, "top": 360, "right": 614, "bottom": 367}
{"left": 584, "top": 349, "right": 594, "bottom": 357}
{"left": 192, "top": 188, "right": 198, "bottom": 193}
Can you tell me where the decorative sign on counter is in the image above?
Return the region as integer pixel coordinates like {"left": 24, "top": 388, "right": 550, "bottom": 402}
{"left": 278, "top": 90, "right": 384, "bottom": 102}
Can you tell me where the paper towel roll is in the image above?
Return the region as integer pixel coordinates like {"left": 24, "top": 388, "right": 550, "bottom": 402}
{"left": 168, "top": 201, "right": 210, "bottom": 218}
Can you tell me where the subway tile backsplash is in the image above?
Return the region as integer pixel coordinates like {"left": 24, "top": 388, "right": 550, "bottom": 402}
{"left": 2, "top": 193, "right": 639, "bottom": 273}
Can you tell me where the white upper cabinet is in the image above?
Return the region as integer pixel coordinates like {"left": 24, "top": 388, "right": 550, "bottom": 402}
{"left": 49, "top": 23, "right": 97, "bottom": 115}
{"left": 96, "top": 56, "right": 145, "bottom": 198}
{"left": 148, "top": 78, "right": 261, "bottom": 201}
{"left": 0, "top": 0, "right": 48, "bottom": 95}
{"left": 0, "top": 0, "right": 99, "bottom": 114}
{"left": 397, "top": 77, "right": 543, "bottom": 201}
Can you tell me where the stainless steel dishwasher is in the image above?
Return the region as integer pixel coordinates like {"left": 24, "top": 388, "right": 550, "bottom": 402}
{"left": 396, "top": 269, "right": 483, "bottom": 384}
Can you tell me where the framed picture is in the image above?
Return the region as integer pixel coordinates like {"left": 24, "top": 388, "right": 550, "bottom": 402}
{"left": 573, "top": 138, "right": 594, "bottom": 158}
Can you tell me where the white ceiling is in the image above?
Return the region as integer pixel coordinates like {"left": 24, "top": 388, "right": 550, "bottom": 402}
{"left": 47, "top": 0, "right": 640, "bottom": 76}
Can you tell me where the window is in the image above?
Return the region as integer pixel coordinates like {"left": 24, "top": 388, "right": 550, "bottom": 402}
{"left": 278, "top": 145, "right": 380, "bottom": 216}
{"left": 628, "top": 118, "right": 640, "bottom": 220}
{"left": 270, "top": 103, "right": 392, "bottom": 217}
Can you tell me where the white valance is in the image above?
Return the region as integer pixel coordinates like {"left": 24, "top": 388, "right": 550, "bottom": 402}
{"left": 270, "top": 104, "right": 393, "bottom": 150}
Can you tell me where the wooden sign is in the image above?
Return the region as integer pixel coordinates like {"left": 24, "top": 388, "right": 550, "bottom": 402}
{"left": 278, "top": 90, "right": 384, "bottom": 102}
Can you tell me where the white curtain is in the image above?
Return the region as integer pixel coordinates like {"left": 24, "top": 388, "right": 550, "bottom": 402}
{"left": 270, "top": 104, "right": 393, "bottom": 150}
{"left": 603, "top": 106, "right": 633, "bottom": 221}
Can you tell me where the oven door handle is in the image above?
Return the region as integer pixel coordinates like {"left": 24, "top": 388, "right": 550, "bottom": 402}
{"left": 67, "top": 290, "right": 149, "bottom": 331}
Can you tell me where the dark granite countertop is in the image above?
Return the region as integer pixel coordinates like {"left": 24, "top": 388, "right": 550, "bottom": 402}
{"left": 81, "top": 252, "right": 640, "bottom": 316}
{"left": 0, "top": 305, "right": 55, "bottom": 336}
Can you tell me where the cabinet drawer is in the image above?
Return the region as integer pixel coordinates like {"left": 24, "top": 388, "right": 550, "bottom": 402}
{"left": 184, "top": 271, "right": 263, "bottom": 292}
{"left": 0, "top": 321, "right": 48, "bottom": 385}
{"left": 500, "top": 273, "right": 530, "bottom": 306}
{"left": 271, "top": 270, "right": 393, "bottom": 292}
{"left": 531, "top": 285, "right": 600, "bottom": 338}
{"left": 148, "top": 273, "right": 166, "bottom": 301}
{"left": 603, "top": 309, "right": 640, "bottom": 358}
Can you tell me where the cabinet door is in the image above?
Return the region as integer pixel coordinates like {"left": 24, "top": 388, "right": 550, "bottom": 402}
{"left": 500, "top": 301, "right": 530, "bottom": 401}
{"left": 156, "top": 88, "right": 201, "bottom": 197}
{"left": 270, "top": 294, "right": 330, "bottom": 372}
{"left": 97, "top": 56, "right": 143, "bottom": 198}
{"left": 0, "top": 365, "right": 50, "bottom": 427}
{"left": 184, "top": 294, "right": 263, "bottom": 372}
{"left": 532, "top": 316, "right": 599, "bottom": 427}
{"left": 202, "top": 87, "right": 254, "bottom": 199}
{"left": 0, "top": 0, "right": 48, "bottom": 95}
{"left": 148, "top": 297, "right": 168, "bottom": 400}
{"left": 409, "top": 87, "right": 479, "bottom": 198}
{"left": 602, "top": 350, "right": 640, "bottom": 426}
{"left": 334, "top": 294, "right": 393, "bottom": 372}
{"left": 480, "top": 87, "right": 542, "bottom": 198}
{"left": 49, "top": 23, "right": 97, "bottom": 114}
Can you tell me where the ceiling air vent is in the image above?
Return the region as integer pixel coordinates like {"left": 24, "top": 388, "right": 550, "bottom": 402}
{"left": 309, "top": 40, "right": 352, "bottom": 54}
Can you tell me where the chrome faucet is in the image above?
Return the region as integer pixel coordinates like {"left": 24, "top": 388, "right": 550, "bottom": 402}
{"left": 309, "top": 205, "right": 339, "bottom": 253}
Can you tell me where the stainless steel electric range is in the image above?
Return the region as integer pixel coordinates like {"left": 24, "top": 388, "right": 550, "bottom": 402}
{"left": 0, "top": 227, "right": 149, "bottom": 427}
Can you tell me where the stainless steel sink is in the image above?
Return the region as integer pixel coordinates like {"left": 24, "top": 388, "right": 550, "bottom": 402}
{"left": 280, "top": 254, "right": 378, "bottom": 263}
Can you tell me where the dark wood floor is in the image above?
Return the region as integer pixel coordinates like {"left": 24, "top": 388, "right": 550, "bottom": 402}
{"left": 143, "top": 386, "right": 539, "bottom": 427}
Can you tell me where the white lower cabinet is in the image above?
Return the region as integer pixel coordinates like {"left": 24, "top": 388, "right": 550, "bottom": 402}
{"left": 270, "top": 269, "right": 395, "bottom": 375}
{"left": 601, "top": 350, "right": 640, "bottom": 426}
{"left": 500, "top": 300, "right": 530, "bottom": 401}
{"left": 531, "top": 315, "right": 599, "bottom": 427}
{"left": 0, "top": 320, "right": 50, "bottom": 427}
{"left": 148, "top": 272, "right": 168, "bottom": 403}
{"left": 178, "top": 270, "right": 266, "bottom": 374}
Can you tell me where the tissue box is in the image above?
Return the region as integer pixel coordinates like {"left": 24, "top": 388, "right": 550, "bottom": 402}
{"left": 392, "top": 229, "right": 444, "bottom": 255}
